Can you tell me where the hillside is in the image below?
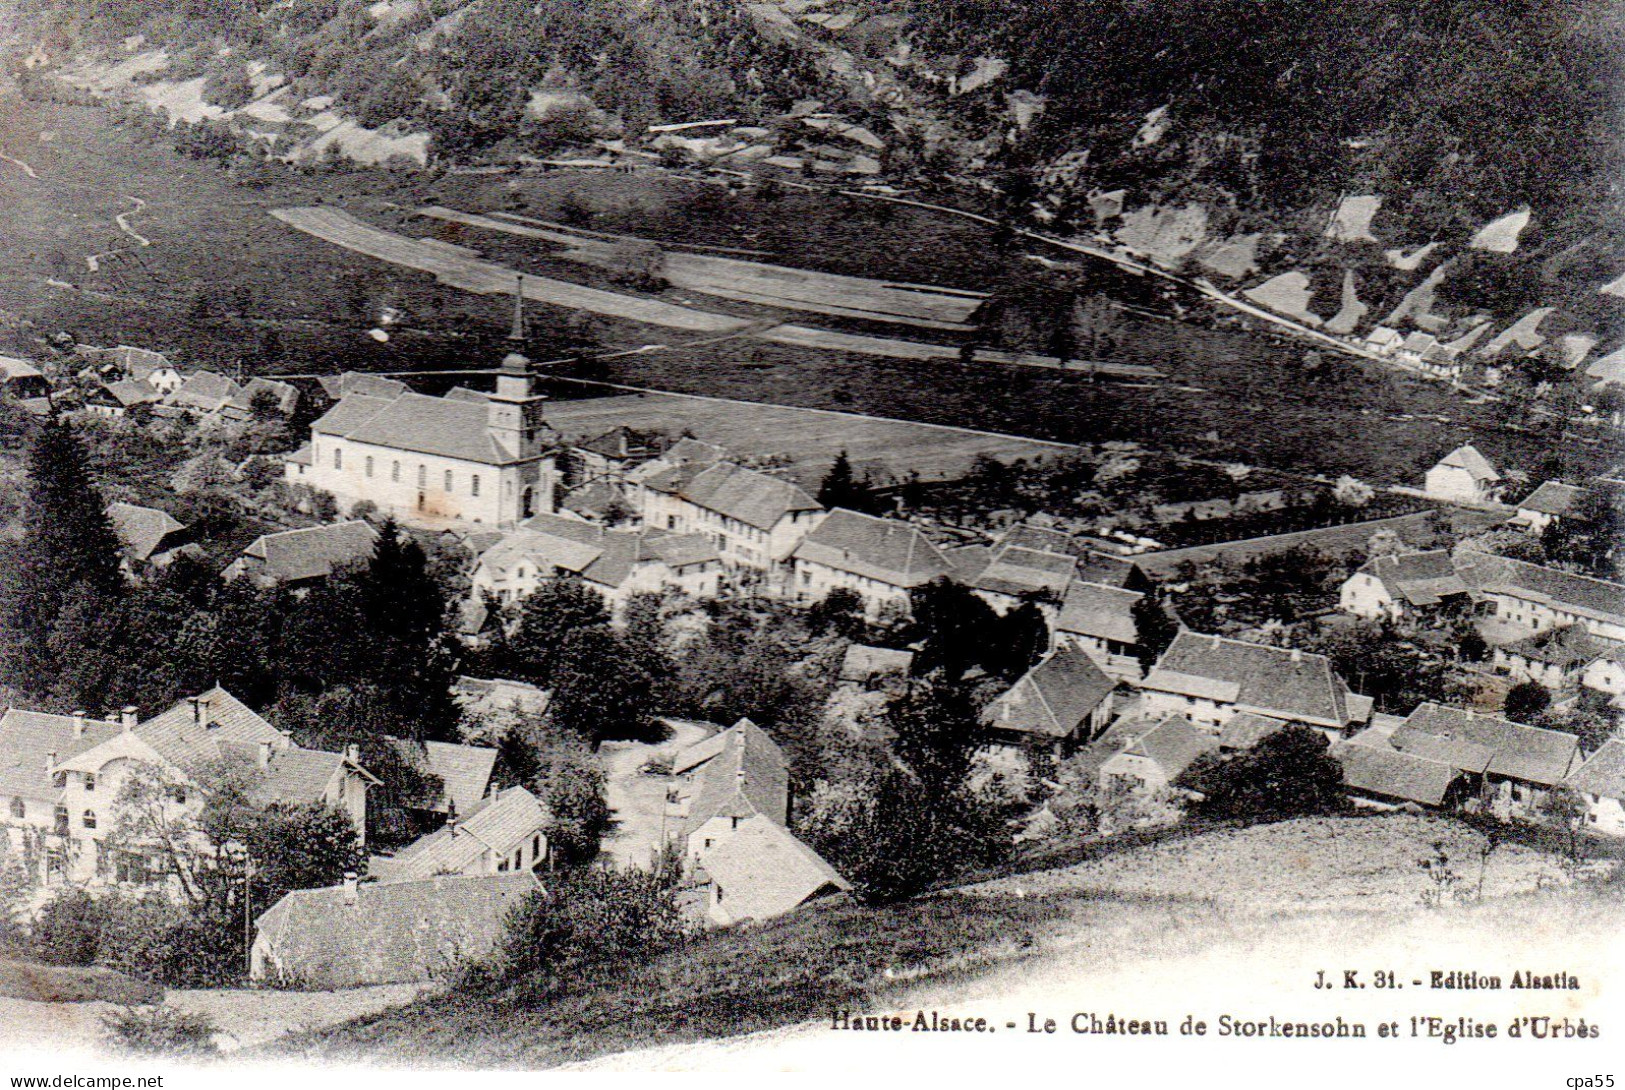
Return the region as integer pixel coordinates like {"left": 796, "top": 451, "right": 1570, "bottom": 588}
{"left": 267, "top": 814, "right": 1614, "bottom": 1068}
{"left": 4, "top": 0, "right": 1620, "bottom": 358}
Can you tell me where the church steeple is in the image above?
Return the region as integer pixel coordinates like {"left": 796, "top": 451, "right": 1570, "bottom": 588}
{"left": 487, "top": 353, "right": 547, "bottom": 460}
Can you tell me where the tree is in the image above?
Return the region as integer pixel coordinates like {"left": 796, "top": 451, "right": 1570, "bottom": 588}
{"left": 1543, "top": 489, "right": 1623, "bottom": 576}
{"left": 806, "top": 587, "right": 867, "bottom": 640}
{"left": 816, "top": 451, "right": 881, "bottom": 515}
{"left": 1178, "top": 725, "right": 1348, "bottom": 820}
{"left": 492, "top": 865, "right": 682, "bottom": 989}
{"left": 0, "top": 421, "right": 124, "bottom": 689}
{"left": 508, "top": 579, "right": 611, "bottom": 684}
{"left": 1130, "top": 590, "right": 1179, "bottom": 676}
{"left": 353, "top": 522, "right": 460, "bottom": 739}
{"left": 991, "top": 600, "right": 1049, "bottom": 681}
{"left": 547, "top": 625, "right": 659, "bottom": 743}
{"left": 909, "top": 578, "right": 1001, "bottom": 679}
{"left": 1504, "top": 680, "right": 1552, "bottom": 723}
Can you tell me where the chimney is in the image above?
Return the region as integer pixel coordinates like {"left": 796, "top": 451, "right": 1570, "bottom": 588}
{"left": 188, "top": 695, "right": 210, "bottom": 730}
{"left": 72, "top": 711, "right": 86, "bottom": 738}
{"left": 448, "top": 813, "right": 460, "bottom": 839}
{"left": 120, "top": 706, "right": 137, "bottom": 731}
{"left": 342, "top": 872, "right": 358, "bottom": 906}
{"left": 345, "top": 743, "right": 360, "bottom": 764}
{"left": 257, "top": 740, "right": 272, "bottom": 770}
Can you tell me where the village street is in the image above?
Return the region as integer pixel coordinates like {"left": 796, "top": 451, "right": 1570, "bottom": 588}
{"left": 598, "top": 719, "right": 714, "bottom": 870}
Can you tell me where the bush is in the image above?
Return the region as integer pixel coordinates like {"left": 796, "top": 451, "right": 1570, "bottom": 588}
{"left": 101, "top": 1004, "right": 218, "bottom": 1057}
{"left": 493, "top": 866, "right": 683, "bottom": 992}
{"left": 1179, "top": 724, "right": 1349, "bottom": 821}
{"left": 31, "top": 890, "right": 107, "bottom": 966}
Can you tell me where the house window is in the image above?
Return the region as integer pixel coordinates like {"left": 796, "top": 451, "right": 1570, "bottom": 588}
{"left": 53, "top": 806, "right": 68, "bottom": 836}
{"left": 334, "top": 448, "right": 342, "bottom": 470}
{"left": 82, "top": 809, "right": 97, "bottom": 830}
{"left": 531, "top": 834, "right": 541, "bottom": 859}
{"left": 392, "top": 461, "right": 400, "bottom": 482}
{"left": 7, "top": 797, "right": 22, "bottom": 819}
{"left": 471, "top": 475, "right": 480, "bottom": 497}
{"left": 418, "top": 464, "right": 427, "bottom": 487}
{"left": 84, "top": 774, "right": 95, "bottom": 793}
{"left": 365, "top": 456, "right": 374, "bottom": 478}
{"left": 445, "top": 469, "right": 454, "bottom": 492}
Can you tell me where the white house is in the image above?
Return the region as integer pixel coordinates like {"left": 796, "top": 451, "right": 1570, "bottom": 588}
{"left": 1492, "top": 626, "right": 1615, "bottom": 691}
{"left": 1098, "top": 714, "right": 1219, "bottom": 792}
{"left": 1510, "top": 481, "right": 1584, "bottom": 536}
{"left": 1054, "top": 579, "right": 1145, "bottom": 678}
{"left": 982, "top": 644, "right": 1118, "bottom": 758}
{"left": 1338, "top": 550, "right": 1470, "bottom": 622}
{"left": 1387, "top": 703, "right": 1580, "bottom": 820}
{"left": 1423, "top": 444, "right": 1501, "bottom": 504}
{"left": 470, "top": 513, "right": 721, "bottom": 613}
{"left": 1456, "top": 552, "right": 1625, "bottom": 643}
{"left": 1566, "top": 739, "right": 1625, "bottom": 837}
{"left": 374, "top": 786, "right": 549, "bottom": 882}
{"left": 623, "top": 438, "right": 728, "bottom": 533}
{"left": 1138, "top": 631, "right": 1372, "bottom": 739}
{"left": 223, "top": 521, "right": 379, "bottom": 589}
{"left": 672, "top": 719, "right": 789, "bottom": 871}
{"left": 1, "top": 688, "right": 374, "bottom": 890}
{"left": 286, "top": 354, "right": 558, "bottom": 529}
{"left": 699, "top": 815, "right": 849, "bottom": 927}
{"left": 787, "top": 509, "right": 954, "bottom": 619}
{"left": 667, "top": 462, "right": 825, "bottom": 571}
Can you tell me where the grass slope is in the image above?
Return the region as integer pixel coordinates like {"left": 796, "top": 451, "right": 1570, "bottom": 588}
{"left": 270, "top": 813, "right": 1590, "bottom": 1068}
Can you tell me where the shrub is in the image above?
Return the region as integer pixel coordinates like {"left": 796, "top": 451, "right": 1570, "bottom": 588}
{"left": 31, "top": 890, "right": 107, "bottom": 966}
{"left": 1178, "top": 724, "right": 1349, "bottom": 821}
{"left": 493, "top": 866, "right": 683, "bottom": 992}
{"left": 101, "top": 1004, "right": 218, "bottom": 1057}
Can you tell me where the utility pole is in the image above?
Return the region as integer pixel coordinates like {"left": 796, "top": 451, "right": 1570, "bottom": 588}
{"left": 508, "top": 274, "right": 526, "bottom": 341}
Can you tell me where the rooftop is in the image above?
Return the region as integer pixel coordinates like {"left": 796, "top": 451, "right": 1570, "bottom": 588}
{"left": 678, "top": 462, "right": 821, "bottom": 532}
{"left": 232, "top": 521, "right": 379, "bottom": 584}
{"left": 1141, "top": 631, "right": 1360, "bottom": 729}
{"left": 983, "top": 645, "right": 1116, "bottom": 740}
{"left": 791, "top": 509, "right": 953, "bottom": 588}
{"left": 700, "top": 815, "right": 849, "bottom": 923}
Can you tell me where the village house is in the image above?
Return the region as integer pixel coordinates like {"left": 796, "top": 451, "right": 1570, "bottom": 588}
{"left": 158, "top": 371, "right": 244, "bottom": 419}
{"left": 567, "top": 425, "right": 661, "bottom": 485}
{"left": 1338, "top": 549, "right": 1470, "bottom": 623}
{"left": 0, "top": 355, "right": 51, "bottom": 402}
{"left": 223, "top": 520, "right": 379, "bottom": 589}
{"left": 82, "top": 379, "right": 161, "bottom": 419}
{"left": 1137, "top": 631, "right": 1372, "bottom": 739}
{"left": 453, "top": 676, "right": 551, "bottom": 736}
{"left": 672, "top": 719, "right": 790, "bottom": 870}
{"left": 384, "top": 737, "right": 501, "bottom": 824}
{"left": 1054, "top": 580, "right": 1145, "bottom": 678}
{"left": 1423, "top": 444, "right": 1502, "bottom": 505}
{"left": 104, "top": 502, "right": 194, "bottom": 573}
{"left": 221, "top": 377, "right": 301, "bottom": 423}
{"left": 75, "top": 345, "right": 183, "bottom": 395}
{"left": 982, "top": 644, "right": 1118, "bottom": 758}
{"left": 662, "top": 461, "right": 825, "bottom": 571}
{"left": 1581, "top": 644, "right": 1625, "bottom": 705}
{"left": 622, "top": 438, "right": 728, "bottom": 532}
{"left": 1456, "top": 552, "right": 1625, "bottom": 643}
{"left": 1097, "top": 714, "right": 1219, "bottom": 793}
{"left": 1333, "top": 735, "right": 1467, "bottom": 810}
{"left": 1565, "top": 739, "right": 1625, "bottom": 836}
{"left": 286, "top": 354, "right": 559, "bottom": 529}
{"left": 1492, "top": 626, "right": 1617, "bottom": 691}
{"left": 469, "top": 513, "right": 721, "bottom": 612}
{"left": 1385, "top": 703, "right": 1580, "bottom": 819}
{"left": 951, "top": 538, "right": 1076, "bottom": 616}
{"left": 696, "top": 814, "right": 849, "bottom": 927}
{"left": 373, "top": 786, "right": 549, "bottom": 883}
{"left": 787, "top": 509, "right": 953, "bottom": 619}
{"left": 251, "top": 872, "right": 539, "bottom": 988}
{"left": 0, "top": 688, "right": 374, "bottom": 889}
{"left": 1510, "top": 481, "right": 1585, "bottom": 536}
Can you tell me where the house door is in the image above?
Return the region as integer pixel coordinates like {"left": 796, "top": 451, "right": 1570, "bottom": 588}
{"left": 521, "top": 487, "right": 535, "bottom": 518}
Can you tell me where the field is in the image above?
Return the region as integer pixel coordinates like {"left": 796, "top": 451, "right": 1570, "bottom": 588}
{"left": 267, "top": 813, "right": 1612, "bottom": 1069}
{"left": 0, "top": 88, "right": 1611, "bottom": 488}
{"left": 542, "top": 387, "right": 1072, "bottom": 486}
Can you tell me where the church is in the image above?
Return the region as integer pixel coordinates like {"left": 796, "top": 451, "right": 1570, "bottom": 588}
{"left": 285, "top": 354, "right": 558, "bottom": 529}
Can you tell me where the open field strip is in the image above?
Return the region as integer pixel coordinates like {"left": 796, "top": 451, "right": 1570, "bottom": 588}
{"left": 421, "top": 205, "right": 983, "bottom": 329}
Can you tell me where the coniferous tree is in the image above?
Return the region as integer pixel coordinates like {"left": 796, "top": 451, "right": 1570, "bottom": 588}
{"left": 0, "top": 422, "right": 124, "bottom": 690}
{"left": 1130, "top": 589, "right": 1180, "bottom": 676}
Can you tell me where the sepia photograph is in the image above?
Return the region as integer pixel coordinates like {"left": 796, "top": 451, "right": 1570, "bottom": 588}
{"left": 0, "top": 0, "right": 1619, "bottom": 1080}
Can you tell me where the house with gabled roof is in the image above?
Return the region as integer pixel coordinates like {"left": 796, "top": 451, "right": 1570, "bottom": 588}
{"left": 105, "top": 502, "right": 193, "bottom": 572}
{"left": 1138, "top": 631, "right": 1372, "bottom": 739}
{"left": 673, "top": 719, "right": 791, "bottom": 870}
{"left": 1566, "top": 739, "right": 1625, "bottom": 836}
{"left": 569, "top": 425, "right": 661, "bottom": 484}
{"left": 384, "top": 736, "right": 500, "bottom": 821}
{"left": 1055, "top": 580, "right": 1145, "bottom": 678}
{"left": 1493, "top": 626, "right": 1618, "bottom": 691}
{"left": 373, "top": 786, "right": 549, "bottom": 882}
{"left": 251, "top": 872, "right": 539, "bottom": 988}
{"left": 1456, "top": 552, "right": 1625, "bottom": 643}
{"left": 1098, "top": 714, "right": 1219, "bottom": 792}
{"left": 159, "top": 371, "right": 245, "bottom": 418}
{"left": 982, "top": 644, "right": 1118, "bottom": 757}
{"left": 2, "top": 688, "right": 376, "bottom": 888}
{"left": 698, "top": 815, "right": 849, "bottom": 927}
{"left": 788, "top": 509, "right": 953, "bottom": 619}
{"left": 223, "top": 520, "right": 378, "bottom": 589}
{"left": 624, "top": 440, "right": 726, "bottom": 535}
{"left": 670, "top": 462, "right": 825, "bottom": 571}
{"left": 1332, "top": 735, "right": 1466, "bottom": 809}
{"left": 1423, "top": 444, "right": 1502, "bottom": 505}
{"left": 1388, "top": 702, "right": 1581, "bottom": 817}
{"left": 951, "top": 534, "right": 1077, "bottom": 616}
{"left": 1511, "top": 481, "right": 1585, "bottom": 536}
{"left": 221, "top": 377, "right": 300, "bottom": 422}
{"left": 1339, "top": 549, "right": 1470, "bottom": 623}
{"left": 469, "top": 512, "right": 721, "bottom": 612}
{"left": 287, "top": 355, "right": 558, "bottom": 529}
